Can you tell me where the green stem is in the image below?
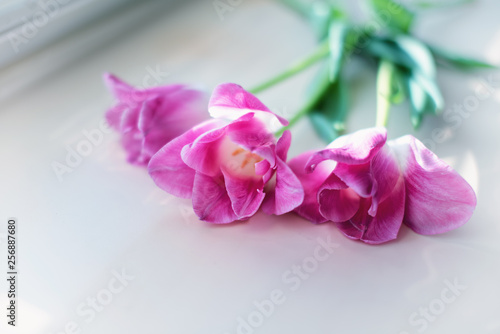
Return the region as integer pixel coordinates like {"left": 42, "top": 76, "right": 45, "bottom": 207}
{"left": 274, "top": 68, "right": 331, "bottom": 137}
{"left": 375, "top": 59, "right": 395, "bottom": 127}
{"left": 248, "top": 40, "right": 329, "bottom": 94}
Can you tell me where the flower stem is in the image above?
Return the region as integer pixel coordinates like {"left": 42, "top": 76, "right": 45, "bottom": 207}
{"left": 375, "top": 59, "right": 395, "bottom": 127}
{"left": 274, "top": 68, "right": 331, "bottom": 137}
{"left": 248, "top": 40, "right": 330, "bottom": 94}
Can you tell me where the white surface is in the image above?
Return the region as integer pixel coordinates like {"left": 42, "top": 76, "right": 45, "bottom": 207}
{"left": 1, "top": 0, "right": 500, "bottom": 333}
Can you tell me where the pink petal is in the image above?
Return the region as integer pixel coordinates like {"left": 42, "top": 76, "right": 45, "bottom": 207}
{"left": 318, "top": 173, "right": 360, "bottom": 222}
{"left": 262, "top": 157, "right": 304, "bottom": 215}
{"left": 148, "top": 120, "right": 221, "bottom": 198}
{"left": 335, "top": 173, "right": 405, "bottom": 244}
{"left": 288, "top": 151, "right": 333, "bottom": 223}
{"left": 209, "top": 83, "right": 288, "bottom": 132}
{"left": 255, "top": 160, "right": 271, "bottom": 176}
{"left": 333, "top": 162, "right": 373, "bottom": 198}
{"left": 192, "top": 172, "right": 238, "bottom": 224}
{"left": 367, "top": 145, "right": 402, "bottom": 216}
{"left": 221, "top": 169, "right": 265, "bottom": 219}
{"left": 390, "top": 135, "right": 477, "bottom": 235}
{"left": 227, "top": 116, "right": 276, "bottom": 152}
{"left": 275, "top": 130, "right": 292, "bottom": 161}
{"left": 121, "top": 129, "right": 145, "bottom": 165}
{"left": 138, "top": 89, "right": 208, "bottom": 159}
{"left": 105, "top": 105, "right": 127, "bottom": 131}
{"left": 306, "top": 127, "right": 387, "bottom": 172}
{"left": 103, "top": 73, "right": 135, "bottom": 102}
{"left": 104, "top": 73, "right": 186, "bottom": 105}
{"left": 181, "top": 125, "right": 227, "bottom": 177}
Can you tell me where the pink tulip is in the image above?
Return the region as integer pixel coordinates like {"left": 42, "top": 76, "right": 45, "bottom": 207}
{"left": 148, "top": 83, "right": 304, "bottom": 224}
{"left": 289, "top": 127, "right": 476, "bottom": 244}
{"left": 104, "top": 73, "right": 208, "bottom": 165}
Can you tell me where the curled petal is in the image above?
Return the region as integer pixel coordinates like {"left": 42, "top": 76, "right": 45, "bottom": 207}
{"left": 306, "top": 127, "right": 387, "bottom": 172}
{"left": 148, "top": 120, "right": 221, "bottom": 198}
{"left": 262, "top": 158, "right": 304, "bottom": 216}
{"left": 105, "top": 105, "right": 127, "bottom": 132}
{"left": 367, "top": 145, "right": 402, "bottom": 216}
{"left": 334, "top": 162, "right": 373, "bottom": 198}
{"left": 318, "top": 173, "right": 360, "bottom": 223}
{"left": 227, "top": 116, "right": 276, "bottom": 152}
{"left": 138, "top": 89, "right": 208, "bottom": 159}
{"left": 390, "top": 135, "right": 477, "bottom": 235}
{"left": 288, "top": 151, "right": 333, "bottom": 224}
{"left": 209, "top": 83, "right": 288, "bottom": 132}
{"left": 255, "top": 159, "right": 271, "bottom": 177}
{"left": 222, "top": 169, "right": 265, "bottom": 219}
{"left": 275, "top": 130, "right": 292, "bottom": 162}
{"left": 181, "top": 125, "right": 227, "bottom": 177}
{"left": 335, "top": 173, "right": 405, "bottom": 244}
{"left": 121, "top": 129, "right": 146, "bottom": 165}
{"left": 103, "top": 73, "right": 135, "bottom": 103}
{"left": 192, "top": 172, "right": 238, "bottom": 224}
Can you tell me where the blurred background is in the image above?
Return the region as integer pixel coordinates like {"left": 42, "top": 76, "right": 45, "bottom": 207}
{"left": 0, "top": 0, "right": 499, "bottom": 333}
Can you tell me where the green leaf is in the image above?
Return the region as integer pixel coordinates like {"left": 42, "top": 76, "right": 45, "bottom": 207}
{"left": 368, "top": 36, "right": 444, "bottom": 116}
{"left": 328, "top": 20, "right": 349, "bottom": 82}
{"left": 368, "top": 36, "right": 437, "bottom": 76}
{"left": 322, "top": 75, "right": 349, "bottom": 132}
{"left": 404, "top": 72, "right": 441, "bottom": 128}
{"left": 305, "top": 3, "right": 345, "bottom": 40}
{"left": 394, "top": 35, "right": 436, "bottom": 77}
{"left": 406, "top": 75, "right": 426, "bottom": 129}
{"left": 309, "top": 112, "right": 339, "bottom": 143}
{"left": 305, "top": 60, "right": 331, "bottom": 101}
{"left": 412, "top": 71, "right": 444, "bottom": 113}
{"left": 308, "top": 74, "right": 349, "bottom": 143}
{"left": 429, "top": 45, "right": 497, "bottom": 70}
{"left": 369, "top": 0, "right": 415, "bottom": 33}
{"left": 309, "top": 2, "right": 332, "bottom": 40}
{"left": 367, "top": 37, "right": 416, "bottom": 70}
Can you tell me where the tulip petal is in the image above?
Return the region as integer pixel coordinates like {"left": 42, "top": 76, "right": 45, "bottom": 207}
{"left": 222, "top": 169, "right": 265, "bottom": 219}
{"left": 288, "top": 151, "right": 333, "bottom": 224}
{"left": 105, "top": 105, "right": 127, "bottom": 131}
{"left": 390, "top": 135, "right": 477, "bottom": 235}
{"left": 306, "top": 127, "right": 387, "bottom": 171}
{"left": 255, "top": 159, "right": 271, "bottom": 176}
{"left": 262, "top": 148, "right": 304, "bottom": 216}
{"left": 367, "top": 145, "right": 402, "bottom": 216}
{"left": 103, "top": 73, "right": 135, "bottom": 103}
{"left": 318, "top": 173, "right": 360, "bottom": 223}
{"left": 139, "top": 89, "right": 207, "bottom": 158}
{"left": 181, "top": 125, "right": 227, "bottom": 177}
{"left": 104, "top": 73, "right": 186, "bottom": 105}
{"left": 121, "top": 129, "right": 146, "bottom": 165}
{"left": 276, "top": 130, "right": 292, "bottom": 162}
{"left": 333, "top": 162, "right": 373, "bottom": 198}
{"left": 192, "top": 172, "right": 238, "bottom": 224}
{"left": 148, "top": 120, "right": 221, "bottom": 198}
{"left": 209, "top": 83, "right": 288, "bottom": 132}
{"left": 227, "top": 116, "right": 276, "bottom": 152}
{"left": 335, "top": 174, "right": 405, "bottom": 244}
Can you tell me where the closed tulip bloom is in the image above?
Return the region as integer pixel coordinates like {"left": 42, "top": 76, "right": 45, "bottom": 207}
{"left": 104, "top": 73, "right": 208, "bottom": 165}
